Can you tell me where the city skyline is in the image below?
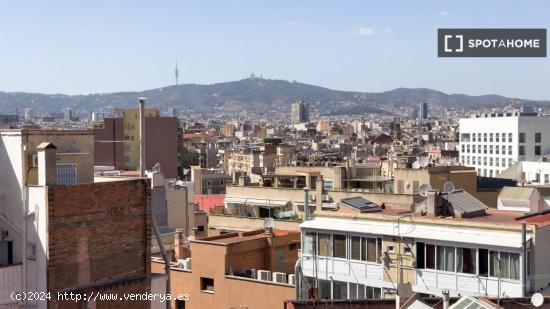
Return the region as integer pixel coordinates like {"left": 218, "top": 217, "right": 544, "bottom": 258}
{"left": 1, "top": 1, "right": 549, "bottom": 100}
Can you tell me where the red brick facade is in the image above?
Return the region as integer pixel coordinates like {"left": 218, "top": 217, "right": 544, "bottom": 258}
{"left": 47, "top": 179, "right": 152, "bottom": 308}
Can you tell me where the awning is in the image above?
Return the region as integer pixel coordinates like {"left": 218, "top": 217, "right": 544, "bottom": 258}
{"left": 224, "top": 197, "right": 290, "bottom": 208}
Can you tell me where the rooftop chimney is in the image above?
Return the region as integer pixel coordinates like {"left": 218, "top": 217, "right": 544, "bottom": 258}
{"left": 426, "top": 191, "right": 437, "bottom": 216}
{"left": 37, "top": 142, "right": 57, "bottom": 186}
{"left": 315, "top": 177, "right": 324, "bottom": 212}
{"left": 139, "top": 97, "right": 147, "bottom": 177}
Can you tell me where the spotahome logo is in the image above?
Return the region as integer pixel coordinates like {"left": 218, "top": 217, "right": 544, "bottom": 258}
{"left": 438, "top": 29, "right": 546, "bottom": 57}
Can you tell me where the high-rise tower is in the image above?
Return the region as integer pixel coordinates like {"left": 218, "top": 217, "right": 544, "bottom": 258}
{"left": 175, "top": 61, "right": 179, "bottom": 86}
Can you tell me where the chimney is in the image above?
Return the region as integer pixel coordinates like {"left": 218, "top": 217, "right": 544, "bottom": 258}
{"left": 139, "top": 97, "right": 147, "bottom": 177}
{"left": 315, "top": 177, "right": 324, "bottom": 212}
{"left": 37, "top": 142, "right": 57, "bottom": 186}
{"left": 426, "top": 191, "right": 437, "bottom": 216}
{"left": 174, "top": 229, "right": 186, "bottom": 260}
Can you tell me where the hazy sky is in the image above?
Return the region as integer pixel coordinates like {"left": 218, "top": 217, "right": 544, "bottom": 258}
{"left": 1, "top": 1, "right": 549, "bottom": 99}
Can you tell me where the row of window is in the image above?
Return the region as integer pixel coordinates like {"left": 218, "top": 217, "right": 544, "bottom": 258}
{"left": 415, "top": 243, "right": 520, "bottom": 280}
{"left": 461, "top": 155, "right": 514, "bottom": 168}
{"left": 304, "top": 277, "right": 383, "bottom": 301}
{"left": 302, "top": 233, "right": 521, "bottom": 281}
{"left": 303, "top": 232, "right": 383, "bottom": 263}
{"left": 461, "top": 144, "right": 513, "bottom": 155}
{"left": 460, "top": 132, "right": 542, "bottom": 143}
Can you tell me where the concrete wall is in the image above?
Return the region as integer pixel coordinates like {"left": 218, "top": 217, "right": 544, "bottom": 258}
{"left": 27, "top": 130, "right": 94, "bottom": 185}
{"left": 208, "top": 215, "right": 301, "bottom": 233}
{"left": 94, "top": 118, "right": 125, "bottom": 169}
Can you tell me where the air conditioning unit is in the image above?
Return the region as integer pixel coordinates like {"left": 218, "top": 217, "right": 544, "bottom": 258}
{"left": 288, "top": 274, "right": 296, "bottom": 286}
{"left": 257, "top": 270, "right": 271, "bottom": 281}
{"left": 272, "top": 272, "right": 287, "bottom": 284}
{"left": 176, "top": 259, "right": 185, "bottom": 269}
{"left": 183, "top": 258, "right": 192, "bottom": 270}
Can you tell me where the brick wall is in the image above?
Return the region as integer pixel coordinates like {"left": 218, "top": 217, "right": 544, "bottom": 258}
{"left": 47, "top": 179, "right": 151, "bottom": 308}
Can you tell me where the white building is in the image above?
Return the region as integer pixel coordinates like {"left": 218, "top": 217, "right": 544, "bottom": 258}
{"left": 298, "top": 191, "right": 550, "bottom": 301}
{"left": 498, "top": 160, "right": 550, "bottom": 185}
{"left": 459, "top": 111, "right": 550, "bottom": 178}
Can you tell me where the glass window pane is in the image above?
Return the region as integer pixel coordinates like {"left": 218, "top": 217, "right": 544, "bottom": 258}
{"left": 333, "top": 281, "right": 347, "bottom": 300}
{"left": 416, "top": 242, "right": 425, "bottom": 269}
{"left": 351, "top": 236, "right": 361, "bottom": 260}
{"left": 319, "top": 279, "right": 331, "bottom": 299}
{"left": 349, "top": 283, "right": 357, "bottom": 300}
{"left": 510, "top": 253, "right": 519, "bottom": 280}
{"left": 304, "top": 232, "right": 315, "bottom": 255}
{"left": 361, "top": 238, "right": 367, "bottom": 261}
{"left": 358, "top": 284, "right": 365, "bottom": 299}
{"left": 333, "top": 234, "right": 346, "bottom": 258}
{"left": 479, "top": 249, "right": 488, "bottom": 276}
{"left": 457, "top": 247, "right": 476, "bottom": 274}
{"left": 367, "top": 238, "right": 377, "bottom": 262}
{"left": 500, "top": 252, "right": 510, "bottom": 278}
{"left": 426, "top": 244, "right": 436, "bottom": 269}
{"left": 318, "top": 233, "right": 331, "bottom": 257}
{"left": 489, "top": 251, "right": 499, "bottom": 277}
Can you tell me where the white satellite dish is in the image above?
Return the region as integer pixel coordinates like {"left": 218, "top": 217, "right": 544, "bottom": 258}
{"left": 418, "top": 156, "right": 429, "bottom": 168}
{"left": 412, "top": 161, "right": 421, "bottom": 169}
{"left": 418, "top": 184, "right": 431, "bottom": 197}
{"left": 531, "top": 293, "right": 544, "bottom": 307}
{"left": 443, "top": 181, "right": 455, "bottom": 194}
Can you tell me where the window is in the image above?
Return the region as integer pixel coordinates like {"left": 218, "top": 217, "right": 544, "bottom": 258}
{"left": 289, "top": 242, "right": 299, "bottom": 250}
{"left": 483, "top": 145, "right": 487, "bottom": 154}
{"left": 508, "top": 133, "right": 512, "bottom": 142}
{"left": 317, "top": 233, "right": 331, "bottom": 257}
{"left": 545, "top": 174, "right": 549, "bottom": 184}
{"left": 200, "top": 277, "right": 214, "bottom": 292}
{"left": 333, "top": 281, "right": 347, "bottom": 300}
{"left": 535, "top": 132, "right": 542, "bottom": 143}
{"left": 489, "top": 145, "right": 493, "bottom": 154}
{"left": 457, "top": 247, "right": 476, "bottom": 274}
{"left": 333, "top": 234, "right": 347, "bottom": 258}
{"left": 460, "top": 133, "right": 470, "bottom": 142}
{"left": 351, "top": 236, "right": 361, "bottom": 260}
{"left": 473, "top": 133, "right": 477, "bottom": 142}
{"left": 319, "top": 279, "right": 331, "bottom": 299}
{"left": 437, "top": 245, "right": 455, "bottom": 272}
{"left": 535, "top": 145, "right": 541, "bottom": 156}
{"left": 197, "top": 225, "right": 205, "bottom": 232}
{"left": 57, "top": 163, "right": 77, "bottom": 185}
{"left": 483, "top": 133, "right": 487, "bottom": 142}
{"left": 508, "top": 146, "right": 512, "bottom": 155}
{"left": 303, "top": 232, "right": 315, "bottom": 255}
{"left": 519, "top": 133, "right": 526, "bottom": 143}
{"left": 426, "top": 244, "right": 436, "bottom": 269}
{"left": 367, "top": 238, "right": 377, "bottom": 262}
{"left": 501, "top": 252, "right": 520, "bottom": 280}
{"left": 489, "top": 133, "right": 493, "bottom": 142}
{"left": 519, "top": 145, "right": 525, "bottom": 156}
{"left": 27, "top": 242, "right": 36, "bottom": 260}
{"left": 176, "top": 300, "right": 186, "bottom": 309}
{"left": 479, "top": 249, "right": 489, "bottom": 277}
{"left": 416, "top": 242, "right": 425, "bottom": 269}
{"left": 367, "top": 286, "right": 382, "bottom": 299}
{"left": 496, "top": 133, "right": 500, "bottom": 143}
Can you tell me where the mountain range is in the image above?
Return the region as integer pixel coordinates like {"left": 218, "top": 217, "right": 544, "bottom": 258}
{"left": 0, "top": 77, "right": 547, "bottom": 116}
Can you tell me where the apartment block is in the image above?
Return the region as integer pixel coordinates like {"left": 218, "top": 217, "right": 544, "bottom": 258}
{"left": 298, "top": 191, "right": 550, "bottom": 301}
{"left": 459, "top": 112, "right": 550, "bottom": 178}
{"left": 152, "top": 228, "right": 300, "bottom": 309}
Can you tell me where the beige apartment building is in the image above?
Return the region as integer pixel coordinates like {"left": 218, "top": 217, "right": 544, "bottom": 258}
{"left": 151, "top": 229, "right": 300, "bottom": 309}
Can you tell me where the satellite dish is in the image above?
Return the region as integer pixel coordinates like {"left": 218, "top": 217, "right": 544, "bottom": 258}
{"left": 412, "top": 161, "right": 421, "bottom": 169}
{"left": 443, "top": 181, "right": 455, "bottom": 193}
{"left": 531, "top": 293, "right": 544, "bottom": 307}
{"left": 418, "top": 156, "right": 429, "bottom": 168}
{"left": 418, "top": 184, "right": 431, "bottom": 197}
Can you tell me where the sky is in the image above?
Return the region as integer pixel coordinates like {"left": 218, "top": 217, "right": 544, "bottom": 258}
{"left": 1, "top": 1, "right": 549, "bottom": 100}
